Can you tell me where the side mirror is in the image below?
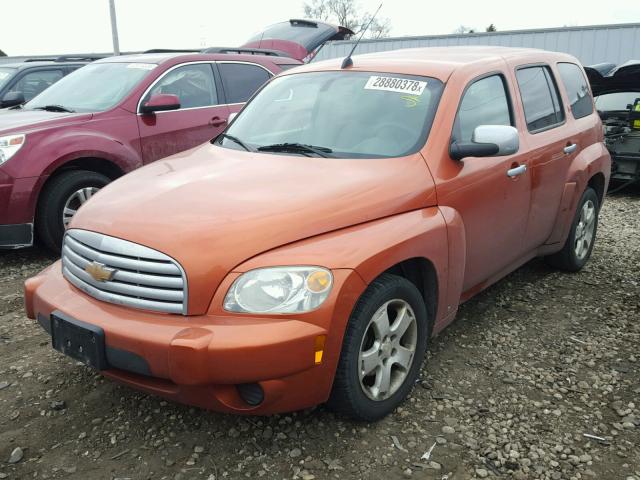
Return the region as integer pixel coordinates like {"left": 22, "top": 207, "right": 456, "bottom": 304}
{"left": 1, "top": 91, "right": 25, "bottom": 108}
{"left": 450, "top": 125, "right": 519, "bottom": 161}
{"left": 140, "top": 93, "right": 180, "bottom": 114}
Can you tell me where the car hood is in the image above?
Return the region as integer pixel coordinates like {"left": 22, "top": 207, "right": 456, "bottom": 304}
{"left": 0, "top": 109, "right": 92, "bottom": 135}
{"left": 586, "top": 60, "right": 640, "bottom": 97}
{"left": 71, "top": 143, "right": 436, "bottom": 314}
{"left": 241, "top": 19, "right": 354, "bottom": 61}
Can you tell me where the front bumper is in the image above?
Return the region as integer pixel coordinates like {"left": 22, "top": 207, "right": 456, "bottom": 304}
{"left": 0, "top": 222, "right": 33, "bottom": 248}
{"left": 25, "top": 262, "right": 366, "bottom": 414}
{"left": 0, "top": 169, "right": 42, "bottom": 248}
{"left": 611, "top": 154, "right": 640, "bottom": 181}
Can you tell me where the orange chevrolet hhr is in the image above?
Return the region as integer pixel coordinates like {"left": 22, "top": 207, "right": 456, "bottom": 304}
{"left": 25, "top": 47, "right": 610, "bottom": 421}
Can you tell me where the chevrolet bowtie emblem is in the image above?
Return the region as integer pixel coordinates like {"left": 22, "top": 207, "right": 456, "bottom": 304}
{"left": 84, "top": 261, "right": 116, "bottom": 282}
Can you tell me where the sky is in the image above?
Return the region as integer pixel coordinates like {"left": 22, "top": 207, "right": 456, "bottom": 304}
{"left": 1, "top": 0, "right": 639, "bottom": 56}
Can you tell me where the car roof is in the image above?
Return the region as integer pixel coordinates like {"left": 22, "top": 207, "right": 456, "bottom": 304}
{"left": 294, "top": 46, "right": 576, "bottom": 81}
{"left": 96, "top": 52, "right": 302, "bottom": 66}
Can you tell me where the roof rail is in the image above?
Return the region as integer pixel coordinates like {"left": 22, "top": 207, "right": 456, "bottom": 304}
{"left": 55, "top": 54, "right": 109, "bottom": 62}
{"left": 143, "top": 49, "right": 201, "bottom": 54}
{"left": 200, "top": 47, "right": 289, "bottom": 57}
{"left": 23, "top": 58, "right": 58, "bottom": 62}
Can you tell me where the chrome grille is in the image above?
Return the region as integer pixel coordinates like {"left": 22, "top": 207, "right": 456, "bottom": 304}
{"left": 61, "top": 229, "right": 187, "bottom": 314}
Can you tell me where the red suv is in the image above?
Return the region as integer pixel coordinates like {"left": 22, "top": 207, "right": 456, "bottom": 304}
{"left": 0, "top": 51, "right": 301, "bottom": 251}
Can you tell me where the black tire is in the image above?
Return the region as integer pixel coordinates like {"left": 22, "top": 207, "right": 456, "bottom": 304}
{"left": 36, "top": 170, "right": 111, "bottom": 253}
{"left": 545, "top": 187, "right": 600, "bottom": 272}
{"left": 328, "top": 273, "right": 429, "bottom": 421}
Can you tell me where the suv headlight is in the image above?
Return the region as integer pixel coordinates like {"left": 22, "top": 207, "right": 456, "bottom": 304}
{"left": 0, "top": 134, "right": 25, "bottom": 165}
{"left": 224, "top": 266, "right": 333, "bottom": 314}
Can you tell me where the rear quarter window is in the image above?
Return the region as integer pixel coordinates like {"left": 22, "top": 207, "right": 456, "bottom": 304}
{"left": 557, "top": 62, "right": 594, "bottom": 119}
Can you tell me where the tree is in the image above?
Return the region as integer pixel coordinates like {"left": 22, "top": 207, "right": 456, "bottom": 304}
{"left": 0, "top": 49, "right": 6, "bottom": 57}
{"left": 303, "top": 0, "right": 392, "bottom": 38}
{"left": 453, "top": 25, "right": 476, "bottom": 34}
{"left": 486, "top": 23, "right": 497, "bottom": 32}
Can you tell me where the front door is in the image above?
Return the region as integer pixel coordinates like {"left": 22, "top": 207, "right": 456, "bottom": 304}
{"left": 436, "top": 73, "right": 532, "bottom": 293}
{"left": 137, "top": 63, "right": 229, "bottom": 164}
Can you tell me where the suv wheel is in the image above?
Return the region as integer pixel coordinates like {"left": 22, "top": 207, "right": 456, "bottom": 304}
{"left": 36, "top": 170, "right": 111, "bottom": 252}
{"left": 328, "top": 273, "right": 429, "bottom": 421}
{"left": 546, "top": 187, "right": 600, "bottom": 272}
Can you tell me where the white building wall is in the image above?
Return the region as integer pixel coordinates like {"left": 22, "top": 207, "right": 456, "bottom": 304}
{"left": 313, "top": 23, "right": 640, "bottom": 66}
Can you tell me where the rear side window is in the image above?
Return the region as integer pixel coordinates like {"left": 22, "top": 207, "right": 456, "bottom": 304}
{"left": 12, "top": 69, "right": 64, "bottom": 101}
{"left": 557, "top": 62, "right": 594, "bottom": 119}
{"left": 218, "top": 63, "right": 271, "bottom": 104}
{"left": 516, "top": 66, "right": 565, "bottom": 132}
{"left": 453, "top": 74, "right": 512, "bottom": 142}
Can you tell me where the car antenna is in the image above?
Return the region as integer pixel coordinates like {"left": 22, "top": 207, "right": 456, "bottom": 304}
{"left": 341, "top": 3, "right": 382, "bottom": 69}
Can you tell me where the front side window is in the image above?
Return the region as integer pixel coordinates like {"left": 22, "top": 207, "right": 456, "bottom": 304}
{"left": 218, "top": 71, "right": 444, "bottom": 158}
{"left": 516, "top": 66, "right": 565, "bottom": 132}
{"left": 26, "top": 63, "right": 155, "bottom": 113}
{"left": 0, "top": 67, "right": 16, "bottom": 90}
{"left": 11, "top": 69, "right": 64, "bottom": 101}
{"left": 218, "top": 63, "right": 271, "bottom": 104}
{"left": 145, "top": 64, "right": 217, "bottom": 109}
{"left": 557, "top": 62, "right": 593, "bottom": 119}
{"left": 453, "top": 74, "right": 512, "bottom": 142}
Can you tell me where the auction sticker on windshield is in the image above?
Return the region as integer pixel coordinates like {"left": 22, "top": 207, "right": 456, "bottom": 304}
{"left": 126, "top": 63, "right": 156, "bottom": 70}
{"left": 365, "top": 76, "right": 427, "bottom": 95}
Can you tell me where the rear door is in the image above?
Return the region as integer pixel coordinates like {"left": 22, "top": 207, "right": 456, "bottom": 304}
{"left": 137, "top": 62, "right": 229, "bottom": 164}
{"left": 217, "top": 61, "right": 273, "bottom": 116}
{"left": 513, "top": 64, "right": 576, "bottom": 250}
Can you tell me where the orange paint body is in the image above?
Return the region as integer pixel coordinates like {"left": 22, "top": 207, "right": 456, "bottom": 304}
{"left": 25, "top": 47, "right": 610, "bottom": 414}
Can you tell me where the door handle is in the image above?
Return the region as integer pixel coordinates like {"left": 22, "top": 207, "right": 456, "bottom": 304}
{"left": 507, "top": 164, "right": 527, "bottom": 177}
{"left": 209, "top": 116, "right": 227, "bottom": 128}
{"left": 563, "top": 143, "right": 577, "bottom": 154}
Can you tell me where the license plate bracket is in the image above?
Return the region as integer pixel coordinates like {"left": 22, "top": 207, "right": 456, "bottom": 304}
{"left": 51, "top": 311, "right": 107, "bottom": 370}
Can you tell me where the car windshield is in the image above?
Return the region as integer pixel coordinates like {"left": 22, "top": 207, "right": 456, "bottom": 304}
{"left": 595, "top": 91, "right": 640, "bottom": 111}
{"left": 219, "top": 71, "right": 444, "bottom": 158}
{"left": 25, "top": 62, "right": 155, "bottom": 113}
{"left": 0, "top": 67, "right": 15, "bottom": 90}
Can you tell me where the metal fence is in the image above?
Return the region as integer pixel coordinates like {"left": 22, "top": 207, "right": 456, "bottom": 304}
{"left": 314, "top": 23, "right": 640, "bottom": 66}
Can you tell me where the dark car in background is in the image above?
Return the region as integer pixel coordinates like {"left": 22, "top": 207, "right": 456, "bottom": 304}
{"left": 0, "top": 51, "right": 300, "bottom": 251}
{"left": 0, "top": 56, "right": 104, "bottom": 108}
{"left": 586, "top": 61, "right": 640, "bottom": 187}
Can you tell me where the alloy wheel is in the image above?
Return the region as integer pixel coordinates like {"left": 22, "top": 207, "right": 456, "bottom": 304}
{"left": 62, "top": 187, "right": 99, "bottom": 228}
{"left": 358, "top": 299, "right": 418, "bottom": 401}
{"left": 574, "top": 199, "right": 596, "bottom": 260}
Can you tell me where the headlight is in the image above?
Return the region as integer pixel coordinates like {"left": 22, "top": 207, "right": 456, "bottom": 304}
{"left": 224, "top": 266, "right": 333, "bottom": 314}
{"left": 0, "top": 134, "right": 26, "bottom": 165}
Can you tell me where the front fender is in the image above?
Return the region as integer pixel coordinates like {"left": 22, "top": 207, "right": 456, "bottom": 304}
{"left": 234, "top": 208, "right": 459, "bottom": 328}
{"left": 39, "top": 132, "right": 142, "bottom": 178}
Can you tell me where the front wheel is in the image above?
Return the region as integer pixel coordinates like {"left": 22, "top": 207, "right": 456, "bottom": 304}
{"left": 546, "top": 187, "right": 600, "bottom": 272}
{"left": 328, "top": 274, "right": 429, "bottom": 421}
{"left": 36, "top": 170, "right": 111, "bottom": 252}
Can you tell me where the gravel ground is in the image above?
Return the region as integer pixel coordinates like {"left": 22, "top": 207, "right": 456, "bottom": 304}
{"left": 0, "top": 191, "right": 638, "bottom": 480}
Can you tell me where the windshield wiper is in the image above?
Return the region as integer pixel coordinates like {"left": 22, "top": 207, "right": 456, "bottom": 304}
{"left": 216, "top": 133, "right": 253, "bottom": 152}
{"left": 32, "top": 104, "right": 75, "bottom": 113}
{"left": 257, "top": 143, "right": 333, "bottom": 158}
